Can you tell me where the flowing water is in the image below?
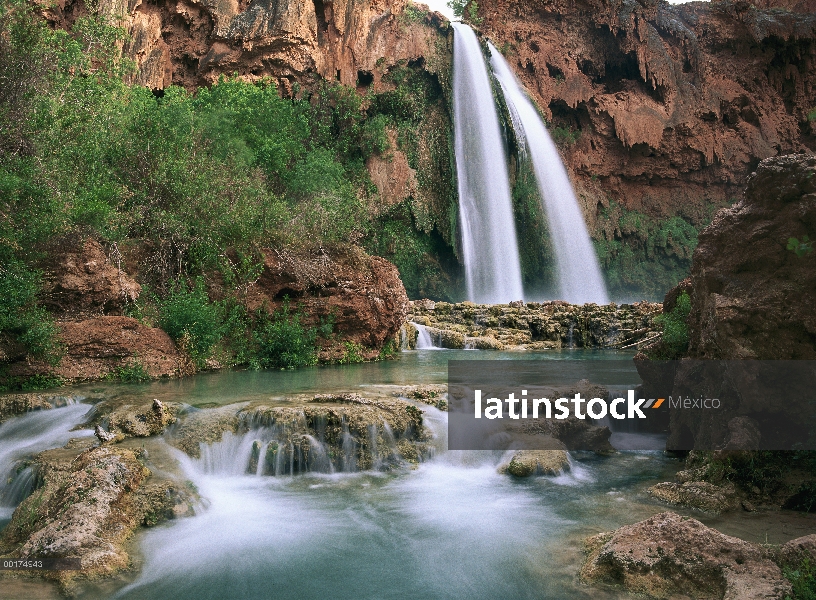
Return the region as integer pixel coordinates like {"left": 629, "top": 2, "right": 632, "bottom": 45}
{"left": 0, "top": 401, "right": 92, "bottom": 524}
{"left": 410, "top": 321, "right": 439, "bottom": 349}
{"left": 451, "top": 23, "right": 524, "bottom": 304}
{"left": 2, "top": 350, "right": 806, "bottom": 600}
{"left": 489, "top": 44, "right": 609, "bottom": 305}
{"left": 2, "top": 351, "right": 664, "bottom": 600}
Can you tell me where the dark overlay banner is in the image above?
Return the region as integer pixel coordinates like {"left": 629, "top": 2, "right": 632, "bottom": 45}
{"left": 447, "top": 360, "right": 816, "bottom": 451}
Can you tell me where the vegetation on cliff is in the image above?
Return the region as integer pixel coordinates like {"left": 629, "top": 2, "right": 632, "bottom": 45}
{"left": 0, "top": 2, "right": 427, "bottom": 385}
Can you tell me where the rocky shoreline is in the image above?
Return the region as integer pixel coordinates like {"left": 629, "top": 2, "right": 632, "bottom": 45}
{"left": 404, "top": 299, "right": 662, "bottom": 350}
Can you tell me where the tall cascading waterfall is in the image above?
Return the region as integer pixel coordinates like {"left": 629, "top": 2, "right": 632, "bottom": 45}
{"left": 451, "top": 23, "right": 525, "bottom": 304}
{"left": 488, "top": 43, "right": 610, "bottom": 305}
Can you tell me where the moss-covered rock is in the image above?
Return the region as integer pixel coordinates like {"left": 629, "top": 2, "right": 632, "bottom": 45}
{"left": 0, "top": 444, "right": 190, "bottom": 589}
{"left": 407, "top": 299, "right": 661, "bottom": 350}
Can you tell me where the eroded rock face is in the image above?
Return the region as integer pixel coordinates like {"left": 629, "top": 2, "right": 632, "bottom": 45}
{"left": 686, "top": 153, "right": 816, "bottom": 360}
{"left": 581, "top": 511, "right": 791, "bottom": 599}
{"left": 753, "top": 0, "right": 816, "bottom": 11}
{"left": 245, "top": 245, "right": 409, "bottom": 359}
{"left": 479, "top": 0, "right": 816, "bottom": 229}
{"left": 633, "top": 154, "right": 816, "bottom": 460}
{"left": 5, "top": 317, "right": 184, "bottom": 383}
{"left": 41, "top": 238, "right": 141, "bottom": 318}
{"left": 39, "top": 0, "right": 450, "bottom": 92}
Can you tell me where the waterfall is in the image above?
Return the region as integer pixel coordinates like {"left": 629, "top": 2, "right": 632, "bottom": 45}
{"left": 488, "top": 43, "right": 609, "bottom": 305}
{"left": 0, "top": 402, "right": 92, "bottom": 519}
{"left": 451, "top": 23, "right": 525, "bottom": 304}
{"left": 410, "top": 322, "right": 438, "bottom": 349}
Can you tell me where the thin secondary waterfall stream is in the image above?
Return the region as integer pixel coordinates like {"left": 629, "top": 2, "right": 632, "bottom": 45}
{"left": 489, "top": 43, "right": 609, "bottom": 305}
{"left": 451, "top": 23, "right": 525, "bottom": 304}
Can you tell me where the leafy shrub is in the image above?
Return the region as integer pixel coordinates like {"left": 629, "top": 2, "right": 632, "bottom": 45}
{"left": 651, "top": 291, "right": 691, "bottom": 359}
{"left": 158, "top": 277, "right": 221, "bottom": 363}
{"left": 788, "top": 236, "right": 813, "bottom": 258}
{"left": 550, "top": 125, "right": 580, "bottom": 146}
{"left": 252, "top": 301, "right": 318, "bottom": 369}
{"left": 111, "top": 359, "right": 151, "bottom": 383}
{"left": 784, "top": 558, "right": 816, "bottom": 600}
{"left": 378, "top": 338, "right": 399, "bottom": 360}
{"left": 339, "top": 341, "right": 365, "bottom": 364}
{"left": 0, "top": 372, "right": 63, "bottom": 393}
{"left": 0, "top": 261, "right": 60, "bottom": 362}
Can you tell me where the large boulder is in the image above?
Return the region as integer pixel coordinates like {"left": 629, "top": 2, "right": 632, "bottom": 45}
{"left": 4, "top": 317, "right": 184, "bottom": 383}
{"left": 636, "top": 155, "right": 816, "bottom": 455}
{"left": 581, "top": 511, "right": 791, "bottom": 599}
{"left": 501, "top": 450, "right": 569, "bottom": 477}
{"left": 245, "top": 246, "right": 409, "bottom": 360}
{"left": 687, "top": 154, "right": 816, "bottom": 360}
{"left": 0, "top": 445, "right": 190, "bottom": 585}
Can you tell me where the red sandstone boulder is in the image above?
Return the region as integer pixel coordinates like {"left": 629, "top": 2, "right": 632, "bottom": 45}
{"left": 244, "top": 246, "right": 409, "bottom": 360}
{"left": 5, "top": 317, "right": 183, "bottom": 383}
{"left": 581, "top": 511, "right": 791, "bottom": 599}
{"left": 687, "top": 153, "right": 816, "bottom": 359}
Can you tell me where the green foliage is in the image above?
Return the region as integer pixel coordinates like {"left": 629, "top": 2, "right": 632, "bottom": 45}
{"left": 402, "top": 2, "right": 427, "bottom": 24}
{"left": 447, "top": 0, "right": 467, "bottom": 18}
{"left": 378, "top": 338, "right": 399, "bottom": 360}
{"left": 445, "top": 0, "right": 483, "bottom": 25}
{"left": 594, "top": 201, "right": 707, "bottom": 300}
{"left": 339, "top": 341, "right": 365, "bottom": 364}
{"left": 510, "top": 161, "right": 556, "bottom": 296}
{"left": 365, "top": 204, "right": 457, "bottom": 300}
{"left": 808, "top": 107, "right": 816, "bottom": 122}
{"left": 0, "top": 373, "right": 64, "bottom": 393}
{"left": 785, "top": 558, "right": 816, "bottom": 600}
{"left": 0, "top": 4, "right": 459, "bottom": 379}
{"left": 692, "top": 451, "right": 816, "bottom": 502}
{"left": 467, "top": 1, "right": 483, "bottom": 25}
{"left": 158, "top": 277, "right": 222, "bottom": 363}
{"left": 550, "top": 125, "right": 580, "bottom": 147}
{"left": 788, "top": 236, "right": 813, "bottom": 257}
{"left": 110, "top": 359, "right": 151, "bottom": 383}
{"left": 252, "top": 301, "right": 318, "bottom": 370}
{"left": 651, "top": 291, "right": 691, "bottom": 359}
{"left": 0, "top": 261, "right": 61, "bottom": 362}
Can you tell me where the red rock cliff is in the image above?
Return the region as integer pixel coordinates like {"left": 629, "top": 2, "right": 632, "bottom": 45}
{"left": 39, "top": 0, "right": 450, "bottom": 93}
{"left": 477, "top": 0, "right": 816, "bottom": 229}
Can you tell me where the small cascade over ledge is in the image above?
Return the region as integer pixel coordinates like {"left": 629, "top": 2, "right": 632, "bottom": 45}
{"left": 488, "top": 43, "right": 609, "bottom": 305}
{"left": 410, "top": 322, "right": 440, "bottom": 349}
{"left": 173, "top": 395, "right": 432, "bottom": 477}
{"left": 451, "top": 23, "right": 525, "bottom": 304}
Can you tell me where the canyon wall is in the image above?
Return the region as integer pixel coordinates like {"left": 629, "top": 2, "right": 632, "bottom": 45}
{"left": 38, "top": 0, "right": 450, "bottom": 93}
{"left": 34, "top": 0, "right": 816, "bottom": 301}
{"left": 478, "top": 0, "right": 816, "bottom": 297}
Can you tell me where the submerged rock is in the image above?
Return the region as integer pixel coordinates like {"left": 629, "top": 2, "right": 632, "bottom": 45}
{"left": 398, "top": 385, "right": 448, "bottom": 411}
{"left": 169, "top": 405, "right": 242, "bottom": 459}
{"left": 647, "top": 481, "right": 741, "bottom": 514}
{"left": 0, "top": 394, "right": 59, "bottom": 424}
{"left": 166, "top": 393, "right": 431, "bottom": 473}
{"left": 501, "top": 450, "right": 569, "bottom": 477}
{"left": 581, "top": 512, "right": 791, "bottom": 599}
